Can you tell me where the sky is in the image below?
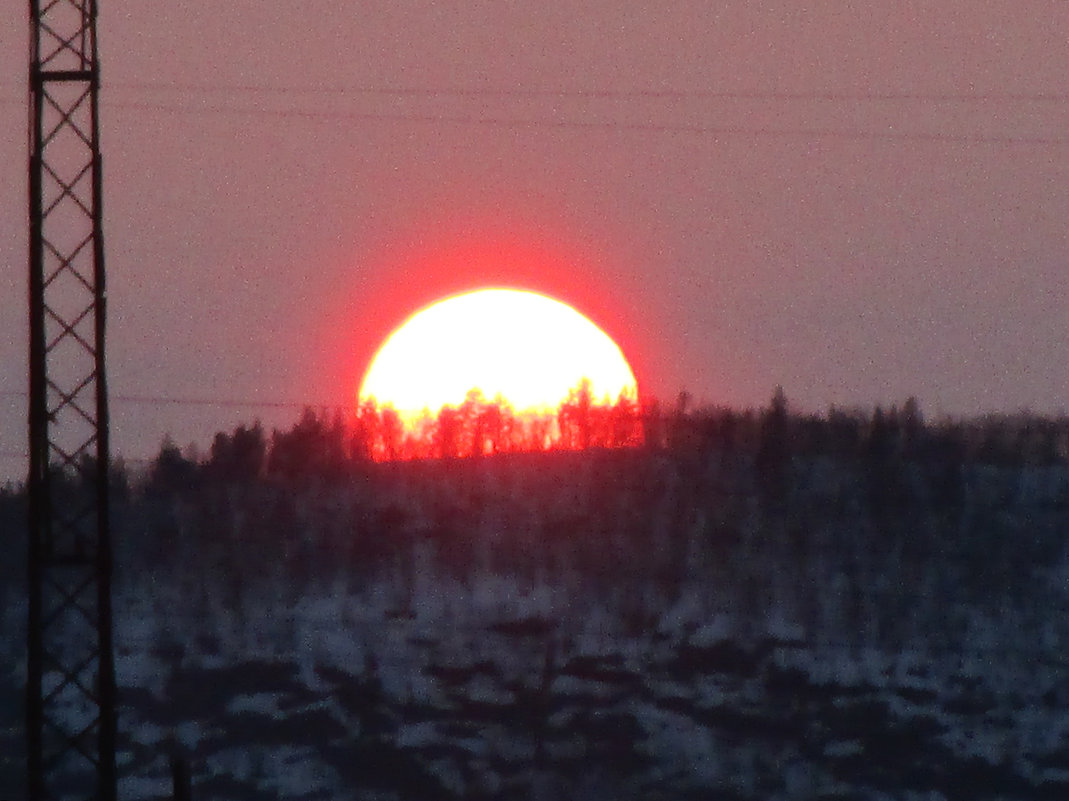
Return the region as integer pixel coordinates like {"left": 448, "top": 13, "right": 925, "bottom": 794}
{"left": 1, "top": 2, "right": 1068, "bottom": 475}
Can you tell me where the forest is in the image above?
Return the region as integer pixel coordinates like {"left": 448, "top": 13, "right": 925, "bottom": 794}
{"left": 2, "top": 391, "right": 1069, "bottom": 800}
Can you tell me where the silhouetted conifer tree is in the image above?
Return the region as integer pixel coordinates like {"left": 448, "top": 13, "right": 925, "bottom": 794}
{"left": 866, "top": 406, "right": 908, "bottom": 517}
{"left": 756, "top": 386, "right": 791, "bottom": 505}
{"left": 902, "top": 396, "right": 924, "bottom": 456}
{"left": 205, "top": 422, "right": 266, "bottom": 483}
{"left": 558, "top": 379, "right": 594, "bottom": 450}
{"left": 610, "top": 391, "right": 642, "bottom": 448}
{"left": 379, "top": 406, "right": 403, "bottom": 461}
{"left": 927, "top": 424, "right": 966, "bottom": 511}
{"left": 148, "top": 436, "right": 199, "bottom": 493}
{"left": 269, "top": 408, "right": 345, "bottom": 480}
{"left": 479, "top": 400, "right": 505, "bottom": 454}
{"left": 638, "top": 399, "right": 662, "bottom": 450}
{"left": 435, "top": 405, "right": 461, "bottom": 459}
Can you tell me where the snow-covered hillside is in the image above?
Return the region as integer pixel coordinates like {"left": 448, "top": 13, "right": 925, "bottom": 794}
{"left": 3, "top": 423, "right": 1069, "bottom": 799}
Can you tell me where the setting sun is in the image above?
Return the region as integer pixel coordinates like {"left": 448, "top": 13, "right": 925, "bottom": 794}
{"left": 359, "top": 288, "right": 638, "bottom": 424}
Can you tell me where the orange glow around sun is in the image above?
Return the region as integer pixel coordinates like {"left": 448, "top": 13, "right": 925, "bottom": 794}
{"left": 357, "top": 288, "right": 640, "bottom": 458}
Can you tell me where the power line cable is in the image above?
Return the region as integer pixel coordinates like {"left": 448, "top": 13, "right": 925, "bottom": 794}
{"left": 101, "top": 82, "right": 1069, "bottom": 103}
{"left": 0, "top": 389, "right": 347, "bottom": 411}
{"left": 88, "top": 100, "right": 1069, "bottom": 146}
{"left": 113, "top": 393, "right": 346, "bottom": 410}
{"left": 0, "top": 78, "right": 1065, "bottom": 103}
{"left": 2, "top": 87, "right": 1065, "bottom": 144}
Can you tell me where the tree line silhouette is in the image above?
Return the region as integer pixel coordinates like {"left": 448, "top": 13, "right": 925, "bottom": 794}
{"left": 126, "top": 386, "right": 1069, "bottom": 494}
{"left": 2, "top": 387, "right": 1068, "bottom": 665}
{"left": 149, "top": 381, "right": 645, "bottom": 487}
{"left": 2, "top": 387, "right": 1064, "bottom": 510}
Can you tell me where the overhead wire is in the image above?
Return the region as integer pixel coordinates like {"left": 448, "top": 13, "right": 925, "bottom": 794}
{"left": 89, "top": 100, "right": 1069, "bottom": 146}
{"left": 0, "top": 82, "right": 1065, "bottom": 145}
{"left": 0, "top": 389, "right": 347, "bottom": 411}
{"left": 100, "top": 82, "right": 1069, "bottom": 103}
{"left": 2, "top": 78, "right": 1067, "bottom": 102}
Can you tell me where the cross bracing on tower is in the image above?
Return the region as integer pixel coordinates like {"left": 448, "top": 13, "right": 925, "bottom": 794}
{"left": 27, "top": 1, "right": 117, "bottom": 799}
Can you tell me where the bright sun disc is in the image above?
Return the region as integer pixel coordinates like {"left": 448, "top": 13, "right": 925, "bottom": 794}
{"left": 359, "top": 288, "right": 637, "bottom": 422}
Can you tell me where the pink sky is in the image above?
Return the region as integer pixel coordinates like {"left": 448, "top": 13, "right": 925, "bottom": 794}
{"left": 2, "top": 2, "right": 1067, "bottom": 471}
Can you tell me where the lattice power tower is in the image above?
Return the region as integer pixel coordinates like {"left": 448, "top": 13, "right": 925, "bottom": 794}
{"left": 27, "top": 1, "right": 117, "bottom": 799}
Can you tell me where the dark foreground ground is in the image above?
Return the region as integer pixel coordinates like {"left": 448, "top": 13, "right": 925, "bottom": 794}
{"left": 2, "top": 424, "right": 1069, "bottom": 799}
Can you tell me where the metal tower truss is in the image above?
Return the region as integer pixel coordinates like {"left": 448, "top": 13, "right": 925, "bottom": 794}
{"left": 27, "top": 1, "right": 117, "bottom": 800}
